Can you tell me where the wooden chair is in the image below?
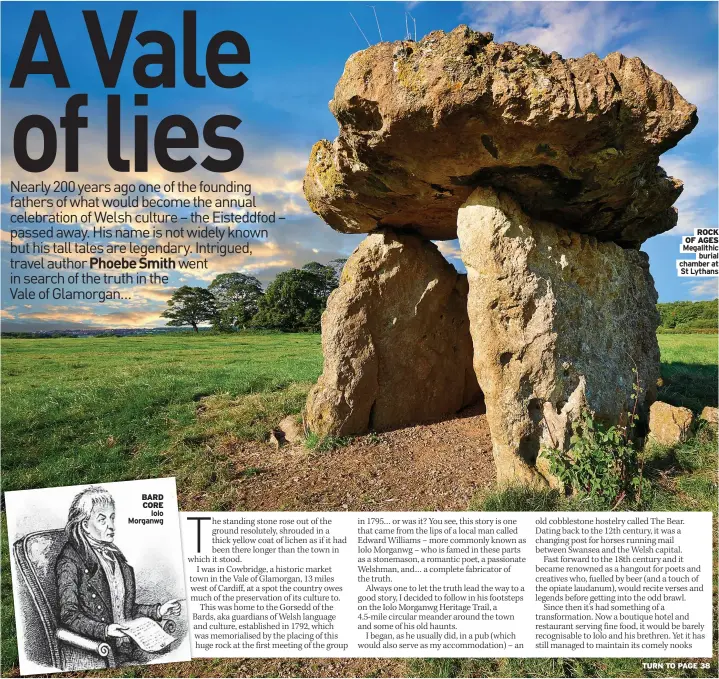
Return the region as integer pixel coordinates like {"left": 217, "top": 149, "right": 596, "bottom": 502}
{"left": 13, "top": 529, "right": 117, "bottom": 670}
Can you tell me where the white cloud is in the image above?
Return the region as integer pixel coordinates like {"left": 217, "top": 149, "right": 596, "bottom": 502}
{"left": 1, "top": 113, "right": 369, "bottom": 329}
{"left": 15, "top": 309, "right": 165, "bottom": 328}
{"left": 688, "top": 278, "right": 719, "bottom": 299}
{"left": 463, "top": 1, "right": 642, "bottom": 57}
{"left": 434, "top": 239, "right": 461, "bottom": 259}
{"left": 0, "top": 230, "right": 20, "bottom": 243}
{"left": 659, "top": 155, "right": 718, "bottom": 236}
{"left": 661, "top": 157, "right": 717, "bottom": 202}
{"left": 670, "top": 207, "right": 715, "bottom": 236}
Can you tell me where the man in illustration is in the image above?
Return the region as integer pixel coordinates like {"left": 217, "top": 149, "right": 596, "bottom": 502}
{"left": 55, "top": 486, "right": 181, "bottom": 662}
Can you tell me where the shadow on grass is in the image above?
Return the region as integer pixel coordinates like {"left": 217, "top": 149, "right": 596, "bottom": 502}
{"left": 642, "top": 423, "right": 717, "bottom": 477}
{"left": 658, "top": 361, "right": 717, "bottom": 412}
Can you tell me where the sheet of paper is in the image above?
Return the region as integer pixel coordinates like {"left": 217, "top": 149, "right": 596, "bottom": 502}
{"left": 121, "top": 617, "right": 175, "bottom": 653}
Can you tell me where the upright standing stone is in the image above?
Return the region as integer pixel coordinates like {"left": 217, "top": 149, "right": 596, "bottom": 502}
{"left": 306, "top": 230, "right": 481, "bottom": 436}
{"left": 458, "top": 187, "right": 660, "bottom": 484}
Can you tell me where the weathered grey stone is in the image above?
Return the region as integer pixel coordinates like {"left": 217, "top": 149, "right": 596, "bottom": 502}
{"left": 305, "top": 25, "right": 697, "bottom": 246}
{"left": 458, "top": 187, "right": 660, "bottom": 484}
{"left": 648, "top": 401, "right": 695, "bottom": 445}
{"left": 306, "top": 230, "right": 480, "bottom": 436}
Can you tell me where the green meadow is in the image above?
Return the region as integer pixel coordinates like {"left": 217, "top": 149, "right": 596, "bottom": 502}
{"left": 3, "top": 333, "right": 714, "bottom": 497}
{"left": 1, "top": 333, "right": 322, "bottom": 494}
{"left": 1, "top": 332, "right": 717, "bottom": 677}
{"left": 654, "top": 333, "right": 718, "bottom": 412}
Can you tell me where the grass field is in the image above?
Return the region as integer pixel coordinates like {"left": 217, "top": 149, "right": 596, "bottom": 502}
{"left": 1, "top": 332, "right": 717, "bottom": 677}
{"left": 1, "top": 333, "right": 322, "bottom": 495}
{"left": 655, "top": 334, "right": 718, "bottom": 412}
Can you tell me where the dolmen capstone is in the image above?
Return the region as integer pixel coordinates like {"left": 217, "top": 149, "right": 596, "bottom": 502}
{"left": 303, "top": 25, "right": 697, "bottom": 484}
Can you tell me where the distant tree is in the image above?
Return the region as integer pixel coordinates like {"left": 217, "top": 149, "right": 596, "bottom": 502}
{"left": 329, "top": 258, "right": 347, "bottom": 278}
{"left": 301, "top": 260, "right": 346, "bottom": 301}
{"left": 657, "top": 299, "right": 718, "bottom": 331}
{"left": 161, "top": 286, "right": 218, "bottom": 333}
{"left": 251, "top": 268, "right": 328, "bottom": 331}
{"left": 208, "top": 273, "right": 264, "bottom": 331}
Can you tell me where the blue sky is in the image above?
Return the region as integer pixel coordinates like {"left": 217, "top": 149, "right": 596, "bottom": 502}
{"left": 1, "top": 1, "right": 717, "bottom": 330}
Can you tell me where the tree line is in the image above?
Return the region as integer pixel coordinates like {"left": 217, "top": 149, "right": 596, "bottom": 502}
{"left": 163, "top": 276, "right": 717, "bottom": 334}
{"left": 161, "top": 260, "right": 346, "bottom": 332}
{"left": 656, "top": 299, "right": 718, "bottom": 333}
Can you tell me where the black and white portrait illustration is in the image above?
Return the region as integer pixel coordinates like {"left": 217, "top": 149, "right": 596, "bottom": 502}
{"left": 6, "top": 478, "right": 191, "bottom": 675}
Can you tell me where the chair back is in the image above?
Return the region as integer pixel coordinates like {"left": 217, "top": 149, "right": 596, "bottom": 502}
{"left": 13, "top": 529, "right": 68, "bottom": 669}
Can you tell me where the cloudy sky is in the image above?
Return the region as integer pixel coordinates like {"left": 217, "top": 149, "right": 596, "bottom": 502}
{"left": 2, "top": 1, "right": 717, "bottom": 331}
